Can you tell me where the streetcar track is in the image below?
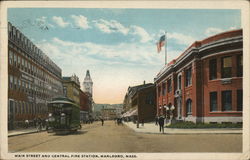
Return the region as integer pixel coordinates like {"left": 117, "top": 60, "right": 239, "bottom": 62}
{"left": 12, "top": 136, "right": 62, "bottom": 152}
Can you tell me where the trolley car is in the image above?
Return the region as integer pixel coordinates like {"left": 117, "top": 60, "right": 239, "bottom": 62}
{"left": 47, "top": 97, "right": 81, "bottom": 134}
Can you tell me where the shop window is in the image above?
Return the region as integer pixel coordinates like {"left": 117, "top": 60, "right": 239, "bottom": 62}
{"left": 167, "top": 78, "right": 172, "bottom": 93}
{"left": 210, "top": 92, "right": 217, "bottom": 111}
{"left": 237, "top": 55, "right": 243, "bottom": 77}
{"left": 185, "top": 67, "right": 192, "bottom": 87}
{"left": 209, "top": 59, "right": 217, "bottom": 80}
{"left": 221, "top": 56, "right": 232, "bottom": 78}
{"left": 186, "top": 99, "right": 192, "bottom": 115}
{"left": 222, "top": 90, "right": 232, "bottom": 111}
{"left": 237, "top": 90, "right": 243, "bottom": 111}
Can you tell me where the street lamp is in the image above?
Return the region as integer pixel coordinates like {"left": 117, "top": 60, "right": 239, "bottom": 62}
{"left": 170, "top": 105, "right": 175, "bottom": 123}
{"left": 164, "top": 105, "right": 169, "bottom": 118}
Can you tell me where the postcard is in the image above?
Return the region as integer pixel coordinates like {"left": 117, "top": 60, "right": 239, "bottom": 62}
{"left": 0, "top": 1, "right": 249, "bottom": 160}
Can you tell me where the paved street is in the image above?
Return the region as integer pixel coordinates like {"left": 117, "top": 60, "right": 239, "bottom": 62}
{"left": 9, "top": 121, "right": 242, "bottom": 153}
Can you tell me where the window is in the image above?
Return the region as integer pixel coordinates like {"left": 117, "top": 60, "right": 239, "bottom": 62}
{"left": 15, "top": 101, "right": 18, "bottom": 114}
{"left": 24, "top": 59, "right": 27, "bottom": 70}
{"left": 158, "top": 86, "right": 161, "bottom": 96}
{"left": 237, "top": 55, "right": 243, "bottom": 77}
{"left": 222, "top": 90, "right": 232, "bottom": 111}
{"left": 18, "top": 79, "right": 21, "bottom": 90}
{"left": 13, "top": 53, "right": 17, "bottom": 66}
{"left": 145, "top": 93, "right": 154, "bottom": 105}
{"left": 221, "top": 56, "right": 232, "bottom": 78}
{"left": 17, "top": 56, "right": 21, "bottom": 67}
{"left": 209, "top": 59, "right": 217, "bottom": 80}
{"left": 9, "top": 50, "right": 13, "bottom": 65}
{"left": 162, "top": 82, "right": 166, "bottom": 95}
{"left": 185, "top": 67, "right": 192, "bottom": 87}
{"left": 13, "top": 76, "right": 17, "bottom": 89}
{"left": 63, "top": 86, "right": 67, "bottom": 96}
{"left": 186, "top": 99, "right": 192, "bottom": 115}
{"left": 178, "top": 75, "right": 182, "bottom": 90}
{"left": 167, "top": 79, "right": 172, "bottom": 93}
{"left": 210, "top": 92, "right": 217, "bottom": 111}
{"left": 237, "top": 90, "right": 243, "bottom": 111}
{"left": 9, "top": 75, "right": 13, "bottom": 89}
{"left": 21, "top": 58, "right": 24, "bottom": 69}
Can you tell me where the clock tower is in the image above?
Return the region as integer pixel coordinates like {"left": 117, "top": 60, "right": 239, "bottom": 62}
{"left": 83, "top": 70, "right": 93, "bottom": 96}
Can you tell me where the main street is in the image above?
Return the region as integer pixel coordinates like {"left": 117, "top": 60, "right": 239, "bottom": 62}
{"left": 9, "top": 121, "right": 242, "bottom": 153}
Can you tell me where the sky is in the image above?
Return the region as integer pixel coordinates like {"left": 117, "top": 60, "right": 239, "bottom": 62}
{"left": 8, "top": 8, "right": 241, "bottom": 104}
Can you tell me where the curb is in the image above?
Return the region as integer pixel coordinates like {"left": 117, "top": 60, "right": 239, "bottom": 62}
{"left": 132, "top": 131, "right": 242, "bottom": 135}
{"left": 8, "top": 130, "right": 46, "bottom": 137}
{"left": 124, "top": 124, "right": 242, "bottom": 135}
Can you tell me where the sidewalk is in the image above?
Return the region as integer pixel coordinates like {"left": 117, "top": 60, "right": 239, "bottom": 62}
{"left": 8, "top": 127, "right": 46, "bottom": 137}
{"left": 124, "top": 122, "right": 242, "bottom": 135}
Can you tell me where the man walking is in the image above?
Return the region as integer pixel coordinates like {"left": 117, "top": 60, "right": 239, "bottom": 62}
{"left": 101, "top": 118, "right": 104, "bottom": 126}
{"left": 158, "top": 115, "right": 165, "bottom": 133}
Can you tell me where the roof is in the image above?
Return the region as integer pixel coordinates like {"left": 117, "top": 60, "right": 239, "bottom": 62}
{"left": 127, "top": 83, "right": 154, "bottom": 96}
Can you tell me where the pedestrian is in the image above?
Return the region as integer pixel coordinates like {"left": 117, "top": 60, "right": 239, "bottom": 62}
{"left": 36, "top": 118, "right": 42, "bottom": 132}
{"left": 25, "top": 119, "right": 29, "bottom": 128}
{"left": 158, "top": 116, "right": 165, "bottom": 133}
{"left": 141, "top": 119, "right": 144, "bottom": 126}
{"left": 155, "top": 116, "right": 159, "bottom": 126}
{"left": 101, "top": 118, "right": 104, "bottom": 126}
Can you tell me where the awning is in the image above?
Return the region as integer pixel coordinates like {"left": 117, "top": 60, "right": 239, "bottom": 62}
{"left": 122, "top": 108, "right": 137, "bottom": 117}
{"left": 127, "top": 109, "right": 137, "bottom": 116}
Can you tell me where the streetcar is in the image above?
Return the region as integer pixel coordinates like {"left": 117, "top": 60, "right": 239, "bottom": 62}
{"left": 47, "top": 97, "right": 81, "bottom": 134}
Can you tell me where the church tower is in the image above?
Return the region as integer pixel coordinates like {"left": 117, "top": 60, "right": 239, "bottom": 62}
{"left": 83, "top": 70, "right": 93, "bottom": 96}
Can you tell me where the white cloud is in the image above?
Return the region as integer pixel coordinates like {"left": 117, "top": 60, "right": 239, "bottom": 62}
{"left": 35, "top": 16, "right": 55, "bottom": 29}
{"left": 130, "top": 25, "right": 152, "bottom": 43}
{"left": 36, "top": 16, "right": 47, "bottom": 24}
{"left": 52, "top": 16, "right": 69, "bottom": 28}
{"left": 93, "top": 19, "right": 129, "bottom": 35}
{"left": 93, "top": 19, "right": 152, "bottom": 43}
{"left": 168, "top": 32, "right": 196, "bottom": 46}
{"left": 36, "top": 37, "right": 182, "bottom": 103}
{"left": 71, "top": 15, "right": 90, "bottom": 29}
{"left": 205, "top": 27, "right": 224, "bottom": 36}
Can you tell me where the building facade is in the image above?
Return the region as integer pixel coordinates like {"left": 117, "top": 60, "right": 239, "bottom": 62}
{"left": 8, "top": 22, "right": 63, "bottom": 129}
{"left": 62, "top": 75, "right": 80, "bottom": 105}
{"left": 79, "top": 89, "right": 92, "bottom": 123}
{"left": 123, "top": 82, "right": 153, "bottom": 113}
{"left": 131, "top": 84, "right": 156, "bottom": 123}
{"left": 101, "top": 108, "right": 117, "bottom": 120}
{"left": 155, "top": 29, "right": 243, "bottom": 124}
{"left": 122, "top": 82, "right": 155, "bottom": 122}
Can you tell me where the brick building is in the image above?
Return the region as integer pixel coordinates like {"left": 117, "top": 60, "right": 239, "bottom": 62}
{"left": 155, "top": 29, "right": 243, "bottom": 123}
{"left": 131, "top": 84, "right": 156, "bottom": 123}
{"left": 8, "top": 22, "right": 63, "bottom": 129}
{"left": 79, "top": 90, "right": 92, "bottom": 122}
{"left": 123, "top": 83, "right": 154, "bottom": 113}
{"left": 123, "top": 82, "right": 156, "bottom": 122}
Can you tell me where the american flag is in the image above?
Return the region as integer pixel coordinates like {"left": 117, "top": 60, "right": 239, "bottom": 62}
{"left": 157, "top": 35, "right": 166, "bottom": 53}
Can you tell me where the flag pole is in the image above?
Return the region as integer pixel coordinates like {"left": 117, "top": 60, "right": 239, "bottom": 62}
{"left": 165, "top": 31, "right": 167, "bottom": 65}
